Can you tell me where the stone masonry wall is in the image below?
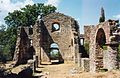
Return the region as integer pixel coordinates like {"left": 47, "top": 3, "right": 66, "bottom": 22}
{"left": 39, "top": 13, "right": 80, "bottom": 63}
{"left": 13, "top": 12, "right": 80, "bottom": 65}
{"left": 88, "top": 20, "right": 119, "bottom": 72}
{"left": 84, "top": 25, "right": 94, "bottom": 43}
{"left": 13, "top": 27, "right": 32, "bottom": 65}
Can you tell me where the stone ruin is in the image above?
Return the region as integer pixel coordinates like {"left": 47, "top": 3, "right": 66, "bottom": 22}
{"left": 12, "top": 10, "right": 120, "bottom": 73}
{"left": 13, "top": 12, "right": 81, "bottom": 66}
{"left": 84, "top": 19, "right": 120, "bottom": 72}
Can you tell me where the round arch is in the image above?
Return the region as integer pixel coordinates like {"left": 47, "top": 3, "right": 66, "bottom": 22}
{"left": 96, "top": 28, "right": 106, "bottom": 46}
{"left": 50, "top": 43, "right": 59, "bottom": 48}
{"left": 95, "top": 28, "right": 106, "bottom": 71}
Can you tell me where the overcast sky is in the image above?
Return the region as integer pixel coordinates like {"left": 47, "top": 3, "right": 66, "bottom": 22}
{"left": 0, "top": 0, "right": 120, "bottom": 33}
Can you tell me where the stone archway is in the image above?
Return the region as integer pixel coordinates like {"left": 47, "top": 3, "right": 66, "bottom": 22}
{"left": 50, "top": 43, "right": 60, "bottom": 60}
{"left": 95, "top": 28, "right": 106, "bottom": 71}
{"left": 88, "top": 20, "right": 119, "bottom": 72}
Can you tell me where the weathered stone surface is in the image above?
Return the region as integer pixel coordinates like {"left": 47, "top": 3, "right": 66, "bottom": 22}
{"left": 13, "top": 11, "right": 120, "bottom": 73}
{"left": 81, "top": 58, "right": 90, "bottom": 72}
{"left": 13, "top": 26, "right": 34, "bottom": 65}
{"left": 13, "top": 12, "right": 81, "bottom": 65}
{"left": 85, "top": 20, "right": 120, "bottom": 72}
{"left": 38, "top": 13, "right": 80, "bottom": 63}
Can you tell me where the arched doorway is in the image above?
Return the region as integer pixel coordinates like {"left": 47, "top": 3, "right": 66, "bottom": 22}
{"left": 96, "top": 28, "right": 106, "bottom": 71}
{"left": 50, "top": 43, "right": 60, "bottom": 62}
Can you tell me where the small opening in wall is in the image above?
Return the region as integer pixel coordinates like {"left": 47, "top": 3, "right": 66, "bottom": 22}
{"left": 71, "top": 39, "right": 73, "bottom": 46}
{"left": 29, "top": 39, "right": 33, "bottom": 46}
{"left": 80, "top": 39, "right": 84, "bottom": 45}
{"left": 29, "top": 28, "right": 33, "bottom": 35}
{"left": 52, "top": 23, "right": 60, "bottom": 32}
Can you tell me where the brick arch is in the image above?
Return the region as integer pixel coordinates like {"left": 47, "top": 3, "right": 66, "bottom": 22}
{"left": 89, "top": 23, "right": 111, "bottom": 72}
{"left": 95, "top": 24, "right": 110, "bottom": 44}
{"left": 94, "top": 28, "right": 106, "bottom": 71}
{"left": 95, "top": 28, "right": 106, "bottom": 45}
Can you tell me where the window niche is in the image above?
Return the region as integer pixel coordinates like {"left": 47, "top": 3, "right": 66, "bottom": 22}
{"left": 29, "top": 28, "right": 33, "bottom": 35}
{"left": 52, "top": 23, "right": 60, "bottom": 32}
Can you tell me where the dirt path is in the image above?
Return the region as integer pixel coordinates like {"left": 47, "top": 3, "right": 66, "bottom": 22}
{"left": 34, "top": 63, "right": 120, "bottom": 78}
{"left": 35, "top": 63, "right": 80, "bottom": 78}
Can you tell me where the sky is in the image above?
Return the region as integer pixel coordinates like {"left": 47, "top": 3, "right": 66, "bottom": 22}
{"left": 0, "top": 0, "right": 120, "bottom": 33}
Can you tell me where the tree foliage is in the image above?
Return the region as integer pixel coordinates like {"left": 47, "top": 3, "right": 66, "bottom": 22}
{"left": 4, "top": 3, "right": 56, "bottom": 27}
{"left": 99, "top": 7, "right": 105, "bottom": 23}
{"left": 0, "top": 26, "right": 17, "bottom": 62}
{"left": 99, "top": 16, "right": 105, "bottom": 23}
{"left": 0, "top": 3, "right": 56, "bottom": 62}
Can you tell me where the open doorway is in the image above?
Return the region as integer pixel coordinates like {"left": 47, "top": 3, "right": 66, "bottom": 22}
{"left": 50, "top": 43, "right": 62, "bottom": 63}
{"left": 96, "top": 28, "right": 106, "bottom": 71}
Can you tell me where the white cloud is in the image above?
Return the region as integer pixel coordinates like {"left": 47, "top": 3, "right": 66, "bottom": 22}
{"left": 113, "top": 14, "right": 120, "bottom": 19}
{"left": 45, "top": 0, "right": 61, "bottom": 7}
{"left": 0, "top": 0, "right": 34, "bottom": 25}
{"left": 0, "top": 0, "right": 34, "bottom": 12}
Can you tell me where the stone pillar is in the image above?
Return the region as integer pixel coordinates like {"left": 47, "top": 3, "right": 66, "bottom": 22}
{"left": 81, "top": 58, "right": 90, "bottom": 72}
{"left": 89, "top": 27, "right": 96, "bottom": 72}
{"left": 105, "top": 45, "right": 118, "bottom": 70}
{"left": 77, "top": 53, "right": 81, "bottom": 67}
{"left": 75, "top": 44, "right": 80, "bottom": 63}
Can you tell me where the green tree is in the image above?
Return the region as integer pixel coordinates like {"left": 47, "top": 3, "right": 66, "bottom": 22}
{"left": 0, "top": 24, "right": 6, "bottom": 32}
{"left": 4, "top": 3, "right": 56, "bottom": 27}
{"left": 0, "top": 3, "right": 56, "bottom": 61}
{"left": 0, "top": 26, "right": 17, "bottom": 62}
{"left": 99, "top": 7, "right": 105, "bottom": 23}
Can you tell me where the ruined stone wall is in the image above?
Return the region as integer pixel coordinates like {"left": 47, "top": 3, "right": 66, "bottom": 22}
{"left": 84, "top": 25, "right": 94, "bottom": 43}
{"left": 32, "top": 20, "right": 42, "bottom": 64}
{"left": 39, "top": 13, "right": 80, "bottom": 63}
{"left": 13, "top": 27, "right": 32, "bottom": 65}
{"left": 88, "top": 20, "right": 119, "bottom": 72}
{"left": 13, "top": 12, "right": 80, "bottom": 65}
{"left": 103, "top": 45, "right": 118, "bottom": 70}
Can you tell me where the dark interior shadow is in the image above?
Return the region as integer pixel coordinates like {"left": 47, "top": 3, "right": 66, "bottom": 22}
{"left": 35, "top": 70, "right": 42, "bottom": 73}
{"left": 80, "top": 45, "right": 89, "bottom": 58}
{"left": 51, "top": 61, "right": 64, "bottom": 65}
{"left": 4, "top": 73, "right": 18, "bottom": 78}
{"left": 37, "top": 66, "right": 44, "bottom": 68}
{"left": 18, "top": 67, "right": 33, "bottom": 78}
{"left": 27, "top": 46, "right": 35, "bottom": 59}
